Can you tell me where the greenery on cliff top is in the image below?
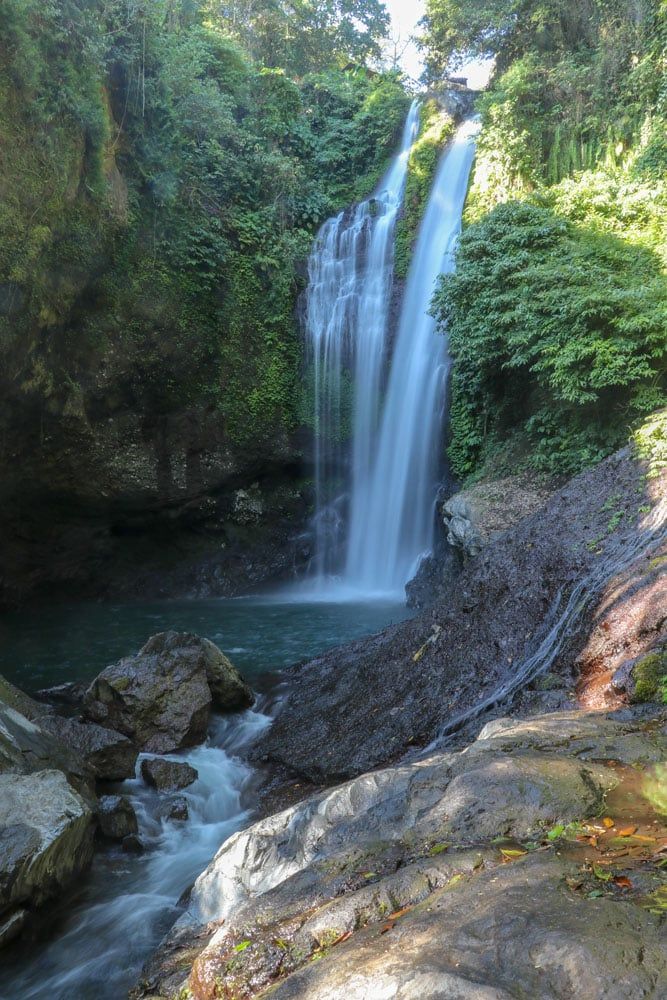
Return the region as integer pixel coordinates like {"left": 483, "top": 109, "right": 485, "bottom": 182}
{"left": 394, "top": 99, "right": 455, "bottom": 279}
{"left": 0, "top": 0, "right": 407, "bottom": 459}
{"left": 424, "top": 0, "right": 667, "bottom": 479}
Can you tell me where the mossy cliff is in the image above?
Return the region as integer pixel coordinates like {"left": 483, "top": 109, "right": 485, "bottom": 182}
{"left": 0, "top": 1, "right": 408, "bottom": 605}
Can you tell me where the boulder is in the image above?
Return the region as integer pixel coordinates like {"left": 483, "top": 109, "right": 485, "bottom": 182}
{"left": 0, "top": 703, "right": 93, "bottom": 797}
{"left": 258, "top": 854, "right": 666, "bottom": 1000}
{"left": 141, "top": 758, "right": 198, "bottom": 791}
{"left": 38, "top": 715, "right": 138, "bottom": 781}
{"left": 35, "top": 681, "right": 87, "bottom": 709}
{"left": 0, "top": 770, "right": 94, "bottom": 946}
{"left": 158, "top": 796, "right": 189, "bottom": 822}
{"left": 199, "top": 639, "right": 254, "bottom": 712}
{"left": 83, "top": 632, "right": 253, "bottom": 753}
{"left": 97, "top": 795, "right": 138, "bottom": 841}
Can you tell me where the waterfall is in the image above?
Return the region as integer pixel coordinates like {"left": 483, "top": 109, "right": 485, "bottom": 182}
{"left": 306, "top": 109, "right": 479, "bottom": 596}
{"left": 306, "top": 100, "right": 420, "bottom": 580}
{"left": 346, "top": 118, "right": 480, "bottom": 592}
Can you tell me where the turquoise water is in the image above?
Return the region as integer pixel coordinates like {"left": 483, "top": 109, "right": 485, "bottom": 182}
{"left": 0, "top": 596, "right": 411, "bottom": 694}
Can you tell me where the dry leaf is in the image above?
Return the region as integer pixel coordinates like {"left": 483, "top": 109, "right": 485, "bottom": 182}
{"left": 613, "top": 876, "right": 632, "bottom": 889}
{"left": 617, "top": 826, "right": 638, "bottom": 837}
{"left": 602, "top": 817, "right": 614, "bottom": 829}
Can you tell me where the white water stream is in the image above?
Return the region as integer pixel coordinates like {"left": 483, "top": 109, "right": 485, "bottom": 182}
{"left": 3, "top": 708, "right": 271, "bottom": 1000}
{"left": 306, "top": 115, "right": 480, "bottom": 595}
{"left": 307, "top": 100, "right": 420, "bottom": 581}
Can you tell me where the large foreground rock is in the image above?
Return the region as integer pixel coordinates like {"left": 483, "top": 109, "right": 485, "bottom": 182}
{"left": 0, "top": 770, "right": 94, "bottom": 946}
{"left": 134, "top": 709, "right": 667, "bottom": 999}
{"left": 83, "top": 632, "right": 252, "bottom": 753}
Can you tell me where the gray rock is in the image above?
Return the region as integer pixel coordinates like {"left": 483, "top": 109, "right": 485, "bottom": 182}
{"left": 0, "top": 770, "right": 94, "bottom": 945}
{"left": 179, "top": 743, "right": 615, "bottom": 930}
{"left": 83, "top": 632, "right": 214, "bottom": 753}
{"left": 0, "top": 675, "right": 45, "bottom": 722}
{"left": 35, "top": 681, "right": 87, "bottom": 708}
{"left": 197, "top": 638, "right": 254, "bottom": 712}
{"left": 265, "top": 854, "right": 665, "bottom": 1000}
{"left": 158, "top": 796, "right": 189, "bottom": 822}
{"left": 98, "top": 795, "right": 138, "bottom": 840}
{"left": 141, "top": 757, "right": 198, "bottom": 791}
{"left": 0, "top": 703, "right": 93, "bottom": 797}
{"left": 38, "top": 715, "right": 138, "bottom": 781}
{"left": 83, "top": 632, "right": 253, "bottom": 753}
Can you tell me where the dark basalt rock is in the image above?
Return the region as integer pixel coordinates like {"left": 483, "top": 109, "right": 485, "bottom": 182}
{"left": 141, "top": 758, "right": 198, "bottom": 792}
{"left": 256, "top": 449, "right": 666, "bottom": 783}
{"left": 98, "top": 795, "right": 138, "bottom": 841}
{"left": 38, "top": 715, "right": 138, "bottom": 781}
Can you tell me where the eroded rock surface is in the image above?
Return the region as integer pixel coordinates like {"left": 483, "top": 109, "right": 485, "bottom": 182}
{"left": 134, "top": 709, "right": 667, "bottom": 1000}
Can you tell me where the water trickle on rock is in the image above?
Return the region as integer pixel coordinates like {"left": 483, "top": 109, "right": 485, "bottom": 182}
{"left": 306, "top": 113, "right": 481, "bottom": 595}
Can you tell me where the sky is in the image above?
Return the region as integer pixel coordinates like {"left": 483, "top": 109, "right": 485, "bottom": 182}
{"left": 382, "top": 0, "right": 493, "bottom": 89}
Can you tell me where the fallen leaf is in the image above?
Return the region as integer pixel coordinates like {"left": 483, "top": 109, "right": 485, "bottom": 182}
{"left": 602, "top": 817, "right": 614, "bottom": 829}
{"left": 613, "top": 876, "right": 632, "bottom": 889}
{"left": 329, "top": 930, "right": 353, "bottom": 947}
{"left": 617, "top": 826, "right": 638, "bottom": 837}
{"left": 593, "top": 865, "right": 612, "bottom": 881}
{"left": 233, "top": 940, "right": 252, "bottom": 952}
{"left": 380, "top": 922, "right": 394, "bottom": 934}
{"left": 500, "top": 848, "right": 528, "bottom": 860}
{"left": 387, "top": 906, "right": 412, "bottom": 921}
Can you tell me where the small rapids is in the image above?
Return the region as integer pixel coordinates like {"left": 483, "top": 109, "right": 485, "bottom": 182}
{"left": 3, "top": 708, "right": 271, "bottom": 1000}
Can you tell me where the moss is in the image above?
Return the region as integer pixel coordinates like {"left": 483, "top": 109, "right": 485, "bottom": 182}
{"left": 631, "top": 651, "right": 667, "bottom": 704}
{"left": 394, "top": 100, "right": 455, "bottom": 279}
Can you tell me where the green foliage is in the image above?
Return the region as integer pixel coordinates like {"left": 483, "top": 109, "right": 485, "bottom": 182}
{"left": 202, "top": 0, "right": 390, "bottom": 77}
{"left": 425, "top": 0, "right": 667, "bottom": 480}
{"left": 394, "top": 100, "right": 455, "bottom": 279}
{"left": 0, "top": 0, "right": 409, "bottom": 456}
{"left": 630, "top": 650, "right": 667, "bottom": 704}
{"left": 435, "top": 196, "right": 667, "bottom": 477}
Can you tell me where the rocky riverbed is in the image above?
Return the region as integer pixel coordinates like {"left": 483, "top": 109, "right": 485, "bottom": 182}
{"left": 2, "top": 442, "right": 665, "bottom": 998}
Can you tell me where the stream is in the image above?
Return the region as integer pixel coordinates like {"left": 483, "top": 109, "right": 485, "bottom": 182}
{"left": 0, "top": 596, "right": 410, "bottom": 999}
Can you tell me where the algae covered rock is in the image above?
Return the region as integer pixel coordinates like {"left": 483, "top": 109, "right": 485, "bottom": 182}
{"left": 199, "top": 638, "right": 254, "bottom": 712}
{"left": 83, "top": 632, "right": 253, "bottom": 754}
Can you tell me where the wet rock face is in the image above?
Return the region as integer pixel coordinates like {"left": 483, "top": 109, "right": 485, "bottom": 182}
{"left": 82, "top": 631, "right": 253, "bottom": 753}
{"left": 135, "top": 710, "right": 667, "bottom": 1000}
{"left": 258, "top": 450, "right": 666, "bottom": 783}
{"left": 0, "top": 770, "right": 94, "bottom": 946}
{"left": 98, "top": 795, "right": 138, "bottom": 841}
{"left": 37, "top": 715, "right": 138, "bottom": 781}
{"left": 407, "top": 475, "right": 553, "bottom": 609}
{"left": 140, "top": 758, "right": 198, "bottom": 791}
{"left": 0, "top": 703, "right": 93, "bottom": 796}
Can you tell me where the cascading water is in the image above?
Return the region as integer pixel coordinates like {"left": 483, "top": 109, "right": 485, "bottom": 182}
{"left": 346, "top": 118, "right": 480, "bottom": 591}
{"left": 306, "top": 100, "right": 420, "bottom": 581}
{"left": 306, "top": 113, "right": 480, "bottom": 595}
